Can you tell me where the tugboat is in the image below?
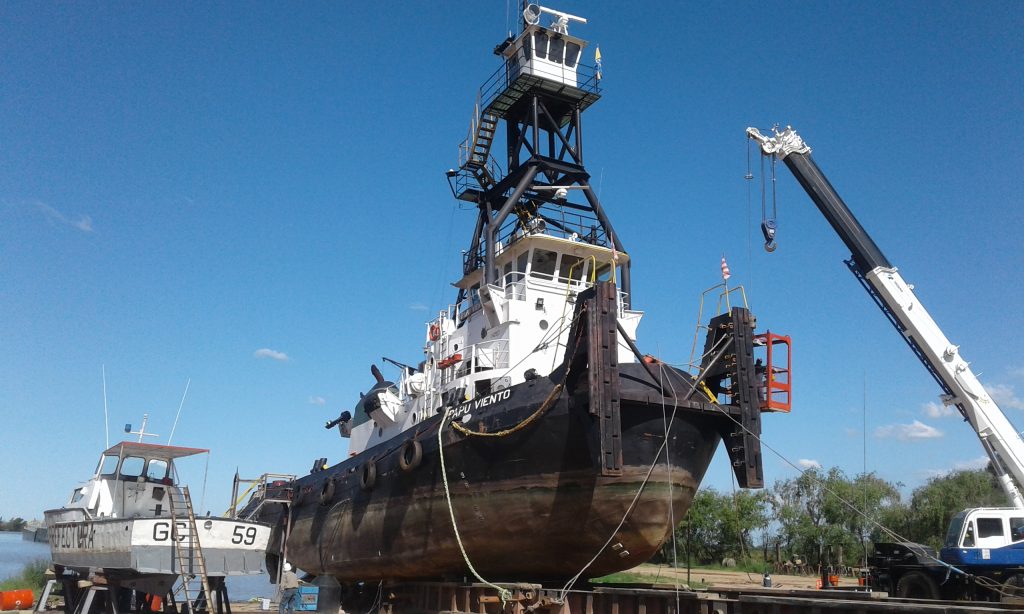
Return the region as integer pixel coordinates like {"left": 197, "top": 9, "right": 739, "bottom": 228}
{"left": 45, "top": 415, "right": 270, "bottom": 614}
{"left": 240, "top": 4, "right": 790, "bottom": 584}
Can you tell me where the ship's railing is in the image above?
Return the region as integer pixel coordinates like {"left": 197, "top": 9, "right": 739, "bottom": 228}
{"left": 449, "top": 156, "right": 505, "bottom": 206}
{"left": 503, "top": 271, "right": 527, "bottom": 300}
{"left": 478, "top": 58, "right": 601, "bottom": 115}
{"left": 228, "top": 472, "right": 297, "bottom": 520}
{"left": 461, "top": 204, "right": 609, "bottom": 276}
{"left": 497, "top": 269, "right": 630, "bottom": 315}
{"left": 497, "top": 203, "right": 609, "bottom": 251}
{"left": 441, "top": 338, "right": 510, "bottom": 387}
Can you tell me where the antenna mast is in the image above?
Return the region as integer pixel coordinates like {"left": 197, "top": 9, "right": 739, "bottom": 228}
{"left": 167, "top": 377, "right": 191, "bottom": 445}
{"left": 102, "top": 364, "right": 110, "bottom": 448}
{"left": 126, "top": 414, "right": 160, "bottom": 443}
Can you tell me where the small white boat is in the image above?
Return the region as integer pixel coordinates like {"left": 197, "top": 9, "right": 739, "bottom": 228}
{"left": 45, "top": 440, "right": 270, "bottom": 597}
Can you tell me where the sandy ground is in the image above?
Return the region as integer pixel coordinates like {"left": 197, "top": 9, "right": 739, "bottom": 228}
{"left": 626, "top": 563, "right": 860, "bottom": 590}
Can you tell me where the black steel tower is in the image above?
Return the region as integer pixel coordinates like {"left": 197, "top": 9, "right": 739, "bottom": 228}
{"left": 447, "top": 6, "right": 631, "bottom": 307}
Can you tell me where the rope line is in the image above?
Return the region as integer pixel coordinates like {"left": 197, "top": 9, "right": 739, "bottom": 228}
{"left": 438, "top": 404, "right": 512, "bottom": 604}
{"left": 691, "top": 383, "right": 1007, "bottom": 591}
{"left": 554, "top": 355, "right": 695, "bottom": 603}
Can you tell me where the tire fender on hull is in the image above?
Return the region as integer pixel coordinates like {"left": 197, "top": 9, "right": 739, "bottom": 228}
{"left": 360, "top": 461, "right": 377, "bottom": 491}
{"left": 399, "top": 440, "right": 423, "bottom": 472}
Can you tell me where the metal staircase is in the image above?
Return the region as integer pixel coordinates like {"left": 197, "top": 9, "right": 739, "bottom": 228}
{"left": 167, "top": 486, "right": 215, "bottom": 613}
{"left": 457, "top": 99, "right": 502, "bottom": 193}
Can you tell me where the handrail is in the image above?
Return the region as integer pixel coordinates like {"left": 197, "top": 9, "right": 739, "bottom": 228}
{"left": 478, "top": 58, "right": 601, "bottom": 114}
{"left": 688, "top": 283, "right": 749, "bottom": 372}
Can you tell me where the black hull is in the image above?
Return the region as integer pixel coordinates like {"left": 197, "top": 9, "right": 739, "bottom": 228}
{"left": 257, "top": 364, "right": 729, "bottom": 581}
{"left": 247, "top": 284, "right": 766, "bottom": 583}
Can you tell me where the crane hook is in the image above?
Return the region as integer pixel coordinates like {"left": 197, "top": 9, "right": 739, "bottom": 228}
{"left": 761, "top": 219, "right": 777, "bottom": 252}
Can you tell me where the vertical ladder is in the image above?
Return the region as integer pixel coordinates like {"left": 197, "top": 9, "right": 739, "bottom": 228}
{"left": 168, "top": 486, "right": 216, "bottom": 613}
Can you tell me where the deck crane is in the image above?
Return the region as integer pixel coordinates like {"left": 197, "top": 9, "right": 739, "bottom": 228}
{"left": 748, "top": 126, "right": 1024, "bottom": 600}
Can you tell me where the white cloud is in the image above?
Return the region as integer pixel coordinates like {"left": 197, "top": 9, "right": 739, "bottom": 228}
{"left": 874, "top": 420, "right": 943, "bottom": 440}
{"left": 952, "top": 456, "right": 989, "bottom": 471}
{"left": 986, "top": 383, "right": 1024, "bottom": 410}
{"left": 922, "top": 401, "right": 956, "bottom": 418}
{"left": 254, "top": 348, "right": 289, "bottom": 362}
{"left": 309, "top": 396, "right": 326, "bottom": 406}
{"left": 925, "top": 456, "right": 990, "bottom": 479}
{"left": 408, "top": 302, "right": 428, "bottom": 311}
{"left": 35, "top": 201, "right": 93, "bottom": 232}
{"left": 1008, "top": 366, "right": 1024, "bottom": 380}
{"left": 797, "top": 459, "right": 822, "bottom": 470}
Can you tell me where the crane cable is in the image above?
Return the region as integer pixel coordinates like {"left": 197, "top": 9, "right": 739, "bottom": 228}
{"left": 689, "top": 384, "right": 1024, "bottom": 595}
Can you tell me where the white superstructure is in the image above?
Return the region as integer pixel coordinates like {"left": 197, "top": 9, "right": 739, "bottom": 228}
{"left": 342, "top": 232, "right": 642, "bottom": 456}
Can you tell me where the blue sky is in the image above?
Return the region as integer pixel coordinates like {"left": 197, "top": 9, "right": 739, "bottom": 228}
{"left": 1, "top": 1, "right": 1022, "bottom": 521}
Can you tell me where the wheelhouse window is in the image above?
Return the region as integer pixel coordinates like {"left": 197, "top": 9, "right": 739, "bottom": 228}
{"left": 558, "top": 255, "right": 584, "bottom": 282}
{"left": 146, "top": 459, "right": 169, "bottom": 481}
{"left": 594, "top": 261, "right": 613, "bottom": 281}
{"left": 98, "top": 454, "right": 119, "bottom": 477}
{"left": 69, "top": 488, "right": 84, "bottom": 504}
{"left": 548, "top": 38, "right": 565, "bottom": 65}
{"left": 530, "top": 249, "right": 558, "bottom": 280}
{"left": 118, "top": 456, "right": 145, "bottom": 478}
{"left": 533, "top": 33, "right": 548, "bottom": 60}
{"left": 517, "top": 252, "right": 529, "bottom": 274}
{"left": 977, "top": 517, "right": 1004, "bottom": 539}
{"left": 565, "top": 42, "right": 581, "bottom": 68}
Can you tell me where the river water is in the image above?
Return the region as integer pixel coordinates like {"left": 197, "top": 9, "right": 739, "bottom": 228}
{"left": 0, "top": 532, "right": 274, "bottom": 601}
{"left": 0, "top": 532, "right": 50, "bottom": 581}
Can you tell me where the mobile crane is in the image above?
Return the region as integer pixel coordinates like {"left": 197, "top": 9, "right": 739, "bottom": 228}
{"left": 747, "top": 126, "right": 1024, "bottom": 601}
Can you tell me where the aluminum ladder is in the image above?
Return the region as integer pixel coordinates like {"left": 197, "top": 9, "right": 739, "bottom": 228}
{"left": 167, "top": 486, "right": 215, "bottom": 613}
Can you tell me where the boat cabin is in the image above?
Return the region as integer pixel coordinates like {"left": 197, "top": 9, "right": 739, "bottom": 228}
{"left": 502, "top": 7, "right": 588, "bottom": 88}
{"left": 63, "top": 442, "right": 207, "bottom": 519}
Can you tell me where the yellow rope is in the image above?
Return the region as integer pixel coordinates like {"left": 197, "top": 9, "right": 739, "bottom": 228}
{"left": 451, "top": 381, "right": 565, "bottom": 438}
{"left": 450, "top": 307, "right": 585, "bottom": 438}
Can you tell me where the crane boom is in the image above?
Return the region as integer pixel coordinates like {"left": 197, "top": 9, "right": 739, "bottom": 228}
{"left": 748, "top": 126, "right": 1024, "bottom": 509}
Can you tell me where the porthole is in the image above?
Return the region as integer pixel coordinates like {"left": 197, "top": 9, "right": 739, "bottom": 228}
{"left": 378, "top": 427, "right": 383, "bottom": 437}
{"left": 539, "top": 319, "right": 549, "bottom": 330}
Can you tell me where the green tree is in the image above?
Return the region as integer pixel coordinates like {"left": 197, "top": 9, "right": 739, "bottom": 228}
{"left": 658, "top": 488, "right": 770, "bottom": 566}
{"left": 902, "top": 468, "right": 1007, "bottom": 549}
{"left": 769, "top": 468, "right": 903, "bottom": 566}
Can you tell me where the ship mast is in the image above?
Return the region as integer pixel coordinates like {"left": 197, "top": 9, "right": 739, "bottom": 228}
{"left": 447, "top": 3, "right": 630, "bottom": 307}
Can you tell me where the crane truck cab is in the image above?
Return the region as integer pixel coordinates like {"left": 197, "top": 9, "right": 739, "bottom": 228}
{"left": 941, "top": 508, "right": 1024, "bottom": 567}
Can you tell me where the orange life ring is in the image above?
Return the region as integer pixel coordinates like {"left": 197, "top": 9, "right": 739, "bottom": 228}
{"left": 429, "top": 324, "right": 441, "bottom": 341}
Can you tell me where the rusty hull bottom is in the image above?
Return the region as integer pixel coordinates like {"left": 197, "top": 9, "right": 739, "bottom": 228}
{"left": 285, "top": 407, "right": 722, "bottom": 582}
